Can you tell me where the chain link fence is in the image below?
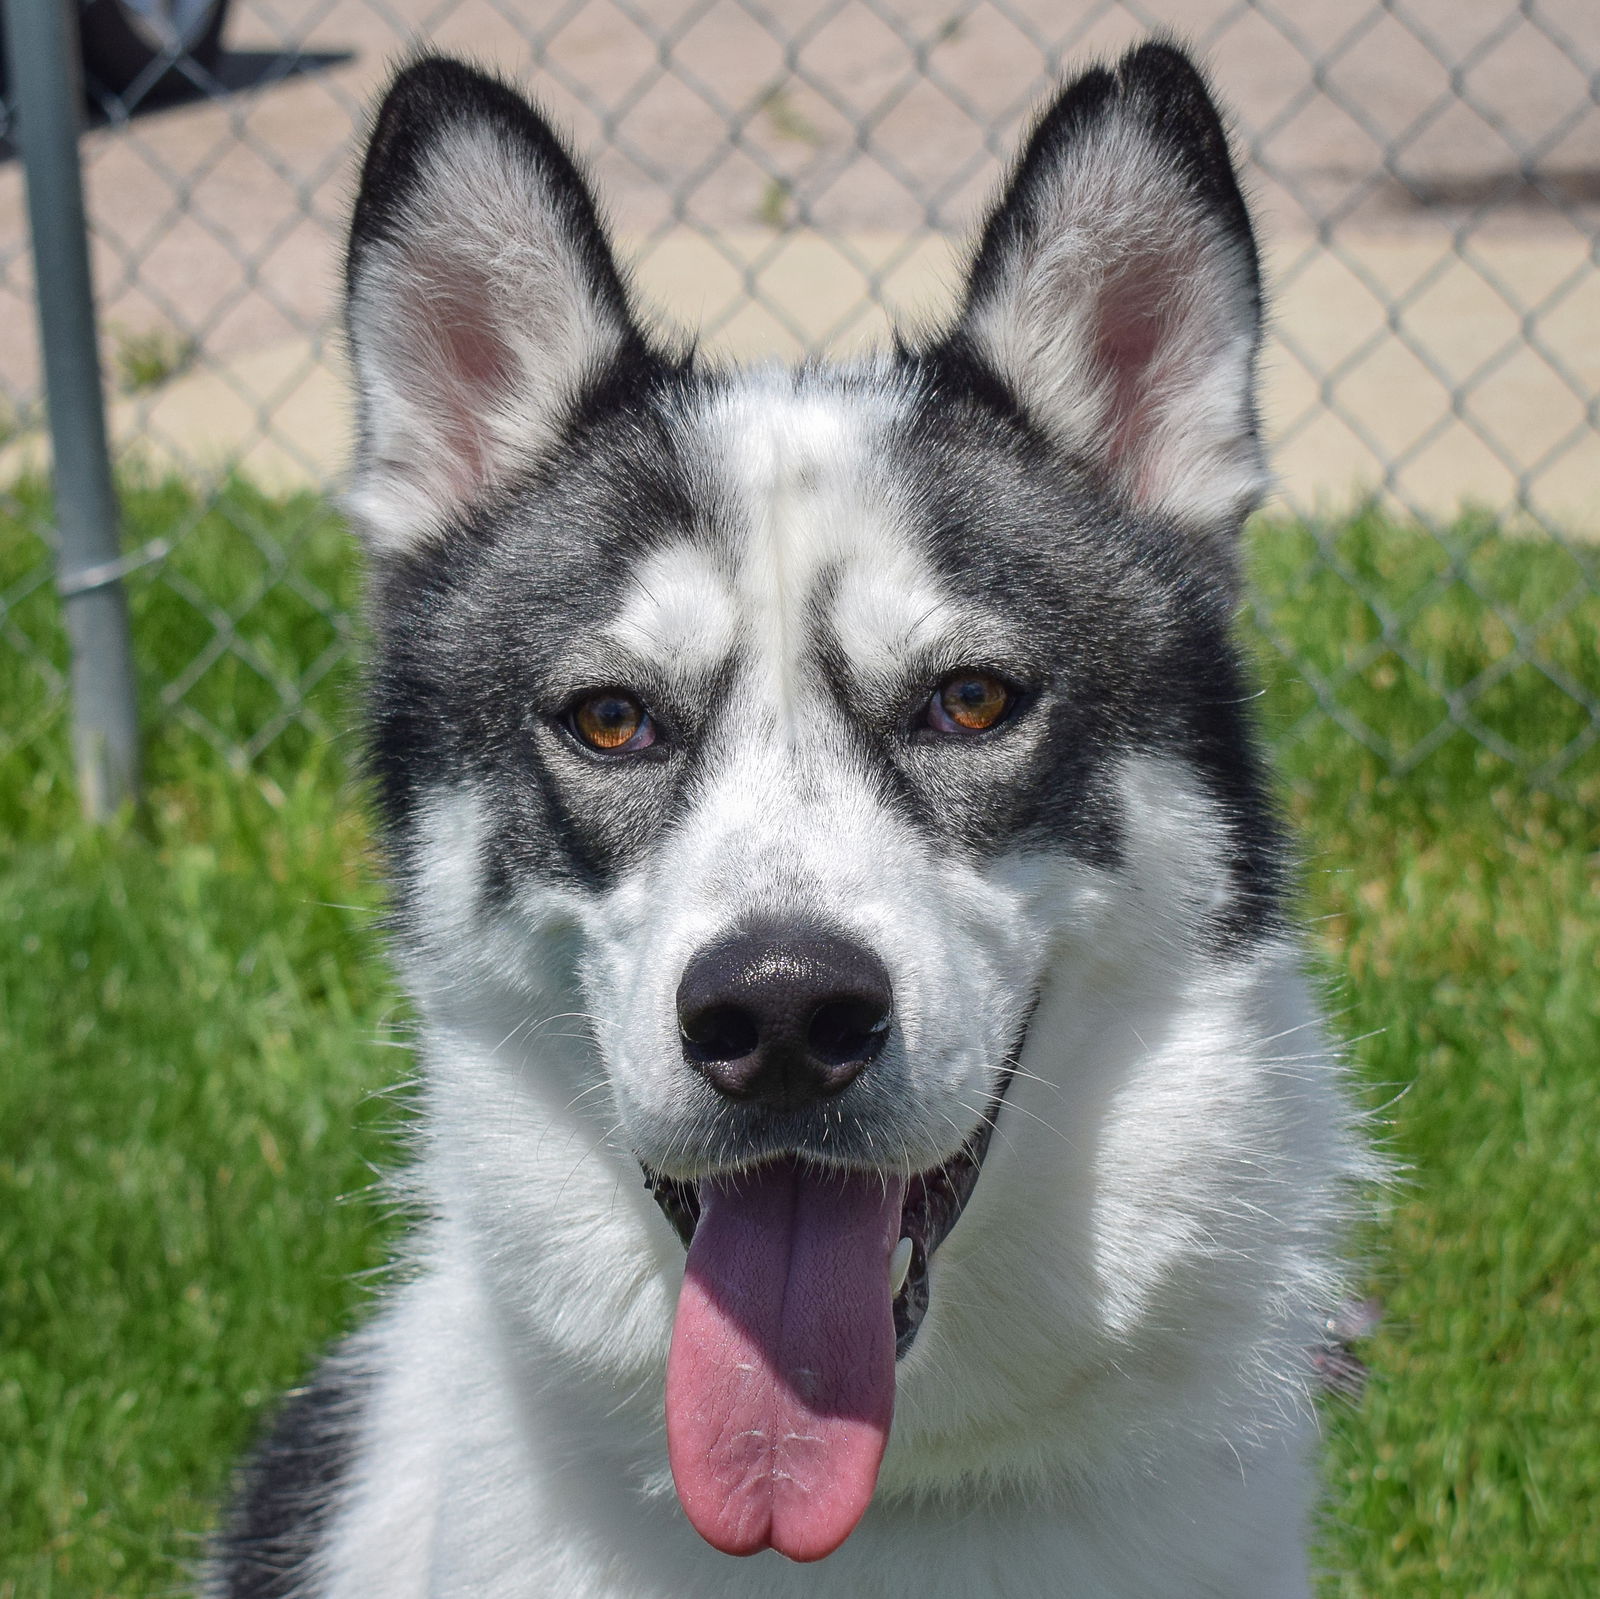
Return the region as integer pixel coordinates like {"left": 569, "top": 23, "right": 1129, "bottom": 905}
{"left": 2, "top": 0, "right": 1597, "bottom": 796}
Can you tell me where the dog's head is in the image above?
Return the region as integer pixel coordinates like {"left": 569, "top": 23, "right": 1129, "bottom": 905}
{"left": 346, "top": 44, "right": 1292, "bottom": 1557}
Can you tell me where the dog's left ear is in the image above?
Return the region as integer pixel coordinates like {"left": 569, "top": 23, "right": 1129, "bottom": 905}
{"left": 944, "top": 42, "right": 1265, "bottom": 546}
{"left": 344, "top": 56, "right": 652, "bottom": 553}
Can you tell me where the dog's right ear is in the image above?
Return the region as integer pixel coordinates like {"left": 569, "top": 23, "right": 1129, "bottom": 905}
{"left": 345, "top": 57, "right": 648, "bottom": 553}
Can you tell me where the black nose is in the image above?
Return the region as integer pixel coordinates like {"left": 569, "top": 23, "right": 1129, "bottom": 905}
{"left": 676, "top": 922, "right": 893, "bottom": 1110}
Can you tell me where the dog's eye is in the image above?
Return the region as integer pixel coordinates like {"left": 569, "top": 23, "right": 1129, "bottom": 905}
{"left": 569, "top": 690, "right": 656, "bottom": 754}
{"left": 925, "top": 671, "right": 1014, "bottom": 735}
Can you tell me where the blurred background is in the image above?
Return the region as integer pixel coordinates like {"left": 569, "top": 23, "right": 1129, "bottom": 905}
{"left": 1, "top": 0, "right": 1597, "bottom": 777}
{"left": 1, "top": 4, "right": 1596, "bottom": 1596}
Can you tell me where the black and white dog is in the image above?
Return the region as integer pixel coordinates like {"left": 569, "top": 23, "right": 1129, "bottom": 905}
{"left": 211, "top": 41, "right": 1366, "bottom": 1598}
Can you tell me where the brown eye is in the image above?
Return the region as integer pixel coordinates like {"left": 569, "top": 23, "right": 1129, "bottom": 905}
{"left": 929, "top": 672, "right": 1013, "bottom": 734}
{"left": 571, "top": 691, "right": 654, "bottom": 753}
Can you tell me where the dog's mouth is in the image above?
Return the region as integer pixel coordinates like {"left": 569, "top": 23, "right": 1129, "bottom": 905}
{"left": 640, "top": 1058, "right": 1017, "bottom": 1565}
{"left": 642, "top": 1071, "right": 1008, "bottom": 1361}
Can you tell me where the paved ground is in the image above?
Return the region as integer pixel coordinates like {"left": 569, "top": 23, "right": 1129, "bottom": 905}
{"left": 1, "top": 0, "right": 1596, "bottom": 524}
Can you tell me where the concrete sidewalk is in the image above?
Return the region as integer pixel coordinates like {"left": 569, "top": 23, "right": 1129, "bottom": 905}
{"left": 8, "top": 228, "right": 1597, "bottom": 530}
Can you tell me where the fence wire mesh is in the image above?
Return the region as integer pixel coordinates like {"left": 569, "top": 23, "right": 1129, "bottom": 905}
{"left": 1, "top": 0, "right": 1597, "bottom": 788}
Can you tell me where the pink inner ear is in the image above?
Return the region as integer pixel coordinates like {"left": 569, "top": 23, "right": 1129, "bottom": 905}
{"left": 1090, "top": 251, "right": 1190, "bottom": 505}
{"left": 397, "top": 264, "right": 518, "bottom": 500}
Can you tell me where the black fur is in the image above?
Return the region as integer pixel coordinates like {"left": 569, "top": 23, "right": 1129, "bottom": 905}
{"left": 892, "top": 354, "right": 1285, "bottom": 939}
{"left": 210, "top": 1358, "right": 370, "bottom": 1598}
{"left": 361, "top": 364, "right": 717, "bottom": 916}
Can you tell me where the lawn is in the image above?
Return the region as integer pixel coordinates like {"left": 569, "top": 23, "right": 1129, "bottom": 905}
{"left": 1, "top": 480, "right": 1597, "bottom": 1596}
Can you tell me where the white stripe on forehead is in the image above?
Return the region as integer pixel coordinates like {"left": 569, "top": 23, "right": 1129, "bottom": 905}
{"left": 600, "top": 374, "right": 976, "bottom": 696}
{"left": 684, "top": 373, "right": 963, "bottom": 686}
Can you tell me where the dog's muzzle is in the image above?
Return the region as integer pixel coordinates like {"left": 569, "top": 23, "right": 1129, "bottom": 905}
{"left": 646, "top": 954, "right": 1033, "bottom": 1362}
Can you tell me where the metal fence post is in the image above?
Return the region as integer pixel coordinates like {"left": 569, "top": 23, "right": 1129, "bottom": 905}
{"left": 5, "top": 0, "right": 140, "bottom": 818}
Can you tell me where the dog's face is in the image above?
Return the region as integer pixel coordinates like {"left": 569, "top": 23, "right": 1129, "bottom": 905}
{"left": 346, "top": 46, "right": 1290, "bottom": 1559}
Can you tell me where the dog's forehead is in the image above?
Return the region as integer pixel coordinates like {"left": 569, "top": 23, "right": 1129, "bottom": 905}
{"left": 603, "top": 375, "right": 963, "bottom": 680}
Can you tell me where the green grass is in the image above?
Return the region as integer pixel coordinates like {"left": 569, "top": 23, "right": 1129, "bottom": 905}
{"left": 757, "top": 81, "right": 823, "bottom": 147}
{"left": 1246, "top": 518, "right": 1600, "bottom": 1595}
{"left": 2, "top": 483, "right": 1597, "bottom": 1595}
{"left": 109, "top": 326, "right": 200, "bottom": 396}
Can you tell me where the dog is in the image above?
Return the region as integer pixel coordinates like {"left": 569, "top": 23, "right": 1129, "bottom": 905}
{"left": 208, "top": 40, "right": 1367, "bottom": 1598}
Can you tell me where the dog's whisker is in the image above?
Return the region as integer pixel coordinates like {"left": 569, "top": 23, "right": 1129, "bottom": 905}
{"left": 994, "top": 1061, "right": 1063, "bottom": 1097}
{"left": 553, "top": 1120, "right": 630, "bottom": 1211}
{"left": 562, "top": 1079, "right": 614, "bottom": 1113}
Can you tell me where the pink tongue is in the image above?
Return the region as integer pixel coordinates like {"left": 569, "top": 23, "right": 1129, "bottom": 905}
{"left": 665, "top": 1159, "right": 905, "bottom": 1562}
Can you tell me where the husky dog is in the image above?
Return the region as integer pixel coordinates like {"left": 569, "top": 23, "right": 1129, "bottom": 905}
{"left": 210, "top": 39, "right": 1365, "bottom": 1599}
